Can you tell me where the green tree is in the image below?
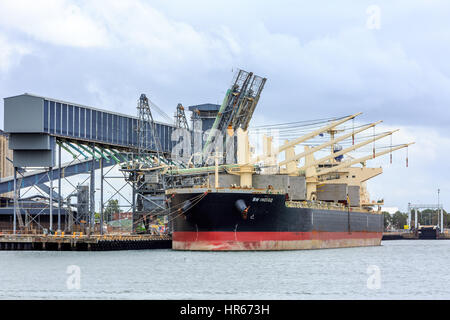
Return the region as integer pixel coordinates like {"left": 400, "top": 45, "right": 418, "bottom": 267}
{"left": 104, "top": 199, "right": 122, "bottom": 222}
{"left": 391, "top": 211, "right": 408, "bottom": 230}
{"left": 419, "top": 209, "right": 440, "bottom": 225}
{"left": 382, "top": 211, "right": 392, "bottom": 231}
{"left": 444, "top": 210, "right": 449, "bottom": 228}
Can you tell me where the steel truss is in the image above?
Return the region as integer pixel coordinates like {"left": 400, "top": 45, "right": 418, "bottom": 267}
{"left": 407, "top": 203, "right": 445, "bottom": 232}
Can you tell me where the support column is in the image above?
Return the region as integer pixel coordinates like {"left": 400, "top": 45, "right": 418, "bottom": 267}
{"left": 90, "top": 143, "right": 96, "bottom": 234}
{"left": 49, "top": 167, "right": 53, "bottom": 232}
{"left": 132, "top": 180, "right": 136, "bottom": 233}
{"left": 237, "top": 129, "right": 253, "bottom": 188}
{"left": 131, "top": 153, "right": 136, "bottom": 234}
{"left": 305, "top": 146, "right": 318, "bottom": 201}
{"left": 100, "top": 156, "right": 104, "bottom": 235}
{"left": 13, "top": 167, "right": 17, "bottom": 234}
{"left": 262, "top": 135, "right": 275, "bottom": 174}
{"left": 284, "top": 141, "right": 296, "bottom": 175}
{"left": 407, "top": 203, "right": 411, "bottom": 231}
{"left": 441, "top": 207, "right": 444, "bottom": 233}
{"left": 58, "top": 143, "right": 62, "bottom": 232}
{"left": 414, "top": 209, "right": 418, "bottom": 229}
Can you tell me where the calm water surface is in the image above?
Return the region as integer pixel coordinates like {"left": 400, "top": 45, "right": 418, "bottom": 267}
{"left": 1, "top": 240, "right": 449, "bottom": 299}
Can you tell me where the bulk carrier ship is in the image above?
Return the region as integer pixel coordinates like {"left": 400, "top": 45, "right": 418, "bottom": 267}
{"left": 127, "top": 69, "right": 413, "bottom": 251}
{"left": 167, "top": 122, "right": 412, "bottom": 251}
{"left": 170, "top": 188, "right": 383, "bottom": 250}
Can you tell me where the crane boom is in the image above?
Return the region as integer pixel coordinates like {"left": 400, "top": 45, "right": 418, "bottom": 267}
{"left": 312, "top": 142, "right": 415, "bottom": 177}
{"left": 277, "top": 112, "right": 362, "bottom": 153}
{"left": 251, "top": 112, "right": 362, "bottom": 165}
{"left": 279, "top": 121, "right": 382, "bottom": 166}
{"left": 295, "top": 129, "right": 399, "bottom": 173}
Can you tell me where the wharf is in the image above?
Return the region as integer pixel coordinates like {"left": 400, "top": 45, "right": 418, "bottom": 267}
{"left": 382, "top": 232, "right": 450, "bottom": 240}
{"left": 0, "top": 233, "right": 172, "bottom": 251}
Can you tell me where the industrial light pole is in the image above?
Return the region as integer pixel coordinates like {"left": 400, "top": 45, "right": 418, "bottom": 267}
{"left": 438, "top": 188, "right": 443, "bottom": 233}
{"left": 438, "top": 188, "right": 440, "bottom": 207}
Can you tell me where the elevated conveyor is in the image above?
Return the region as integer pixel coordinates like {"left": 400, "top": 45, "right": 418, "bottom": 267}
{"left": 3, "top": 93, "right": 178, "bottom": 167}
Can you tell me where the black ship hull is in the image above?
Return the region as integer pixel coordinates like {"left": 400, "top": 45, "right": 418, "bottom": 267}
{"left": 170, "top": 189, "right": 383, "bottom": 251}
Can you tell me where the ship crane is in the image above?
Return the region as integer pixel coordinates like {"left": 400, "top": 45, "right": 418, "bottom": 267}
{"left": 277, "top": 113, "right": 362, "bottom": 153}
{"left": 311, "top": 143, "right": 415, "bottom": 178}
{"left": 251, "top": 112, "right": 362, "bottom": 165}
{"left": 278, "top": 121, "right": 383, "bottom": 167}
{"left": 308, "top": 142, "right": 414, "bottom": 206}
{"left": 230, "top": 112, "right": 414, "bottom": 206}
{"left": 232, "top": 112, "right": 363, "bottom": 187}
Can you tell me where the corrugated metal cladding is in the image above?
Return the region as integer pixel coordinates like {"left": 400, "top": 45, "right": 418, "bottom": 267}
{"left": 40, "top": 97, "right": 176, "bottom": 152}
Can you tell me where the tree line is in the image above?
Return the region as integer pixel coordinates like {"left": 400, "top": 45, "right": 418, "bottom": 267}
{"left": 383, "top": 209, "right": 449, "bottom": 231}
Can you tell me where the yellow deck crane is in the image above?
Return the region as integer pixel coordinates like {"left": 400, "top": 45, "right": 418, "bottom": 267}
{"left": 228, "top": 112, "right": 413, "bottom": 207}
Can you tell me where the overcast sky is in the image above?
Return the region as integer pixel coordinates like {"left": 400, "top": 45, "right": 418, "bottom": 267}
{"left": 0, "top": 0, "right": 449, "bottom": 212}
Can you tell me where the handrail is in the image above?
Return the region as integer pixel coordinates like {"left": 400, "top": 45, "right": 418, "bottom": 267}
{"left": 285, "top": 201, "right": 377, "bottom": 214}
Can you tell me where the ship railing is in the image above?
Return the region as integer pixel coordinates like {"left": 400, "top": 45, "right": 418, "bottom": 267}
{"left": 285, "top": 201, "right": 372, "bottom": 213}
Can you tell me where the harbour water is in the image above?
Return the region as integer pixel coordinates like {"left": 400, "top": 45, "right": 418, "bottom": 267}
{"left": 1, "top": 240, "right": 449, "bottom": 300}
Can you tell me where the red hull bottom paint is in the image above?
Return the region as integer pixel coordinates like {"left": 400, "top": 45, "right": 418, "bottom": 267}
{"left": 172, "top": 231, "right": 383, "bottom": 251}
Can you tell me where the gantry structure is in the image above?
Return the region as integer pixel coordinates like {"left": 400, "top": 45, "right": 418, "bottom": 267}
{"left": 1, "top": 93, "right": 178, "bottom": 234}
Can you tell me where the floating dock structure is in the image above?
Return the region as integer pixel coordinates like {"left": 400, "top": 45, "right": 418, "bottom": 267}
{"left": 382, "top": 231, "right": 450, "bottom": 240}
